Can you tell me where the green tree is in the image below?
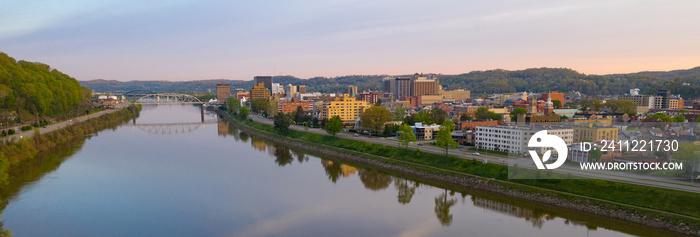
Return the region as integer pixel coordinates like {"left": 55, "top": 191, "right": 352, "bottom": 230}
{"left": 294, "top": 106, "right": 306, "bottom": 124}
{"left": 579, "top": 99, "right": 592, "bottom": 111}
{"left": 589, "top": 148, "right": 602, "bottom": 163}
{"left": 435, "top": 119, "right": 458, "bottom": 156}
{"left": 592, "top": 99, "right": 604, "bottom": 111}
{"left": 413, "top": 110, "right": 432, "bottom": 124}
{"left": 273, "top": 113, "right": 291, "bottom": 134}
{"left": 673, "top": 115, "right": 686, "bottom": 122}
{"left": 398, "top": 124, "right": 417, "bottom": 148}
{"left": 430, "top": 108, "right": 447, "bottom": 125}
{"left": 552, "top": 100, "right": 562, "bottom": 109}
{"left": 251, "top": 98, "right": 269, "bottom": 114}
{"left": 375, "top": 98, "right": 382, "bottom": 106}
{"left": 227, "top": 97, "right": 240, "bottom": 114}
{"left": 648, "top": 113, "right": 673, "bottom": 122}
{"left": 265, "top": 101, "right": 278, "bottom": 117}
{"left": 565, "top": 101, "right": 578, "bottom": 109}
{"left": 509, "top": 108, "right": 528, "bottom": 121}
{"left": 239, "top": 106, "right": 249, "bottom": 119}
{"left": 460, "top": 113, "right": 473, "bottom": 121}
{"left": 325, "top": 115, "right": 343, "bottom": 136}
{"left": 475, "top": 107, "right": 500, "bottom": 120}
{"left": 674, "top": 143, "right": 700, "bottom": 176}
{"left": 394, "top": 108, "right": 406, "bottom": 119}
{"left": 359, "top": 105, "right": 393, "bottom": 135}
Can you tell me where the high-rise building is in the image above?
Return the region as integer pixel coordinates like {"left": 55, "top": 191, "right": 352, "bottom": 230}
{"left": 255, "top": 76, "right": 273, "bottom": 92}
{"left": 251, "top": 83, "right": 271, "bottom": 100}
{"left": 298, "top": 85, "right": 307, "bottom": 94}
{"left": 382, "top": 77, "right": 395, "bottom": 97}
{"left": 617, "top": 95, "right": 654, "bottom": 108}
{"left": 320, "top": 94, "right": 369, "bottom": 124}
{"left": 346, "top": 85, "right": 358, "bottom": 96}
{"left": 272, "top": 83, "right": 281, "bottom": 94}
{"left": 395, "top": 77, "right": 412, "bottom": 100}
{"left": 657, "top": 89, "right": 671, "bottom": 109}
{"left": 216, "top": 83, "right": 230, "bottom": 103}
{"left": 286, "top": 84, "right": 297, "bottom": 98}
{"left": 412, "top": 74, "right": 440, "bottom": 96}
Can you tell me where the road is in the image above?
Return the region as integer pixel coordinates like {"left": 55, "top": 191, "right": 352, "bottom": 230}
{"left": 1, "top": 109, "right": 120, "bottom": 142}
{"left": 249, "top": 114, "right": 700, "bottom": 194}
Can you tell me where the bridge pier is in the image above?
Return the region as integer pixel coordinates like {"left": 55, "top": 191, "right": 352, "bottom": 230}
{"left": 131, "top": 105, "right": 136, "bottom": 124}
{"left": 201, "top": 104, "right": 205, "bottom": 122}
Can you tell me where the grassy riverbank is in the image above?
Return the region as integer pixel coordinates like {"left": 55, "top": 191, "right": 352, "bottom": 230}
{"left": 223, "top": 112, "right": 700, "bottom": 232}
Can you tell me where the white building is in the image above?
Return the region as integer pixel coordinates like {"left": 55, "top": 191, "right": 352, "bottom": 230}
{"left": 475, "top": 125, "right": 573, "bottom": 155}
{"left": 272, "top": 83, "right": 281, "bottom": 94}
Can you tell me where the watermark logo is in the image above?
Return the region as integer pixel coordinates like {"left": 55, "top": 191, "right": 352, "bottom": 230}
{"left": 528, "top": 130, "right": 568, "bottom": 169}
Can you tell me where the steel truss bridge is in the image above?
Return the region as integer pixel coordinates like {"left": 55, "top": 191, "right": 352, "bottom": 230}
{"left": 134, "top": 93, "right": 204, "bottom": 104}
{"left": 134, "top": 121, "right": 217, "bottom": 135}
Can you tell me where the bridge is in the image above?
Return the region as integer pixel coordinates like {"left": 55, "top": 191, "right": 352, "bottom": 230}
{"left": 133, "top": 121, "right": 217, "bottom": 135}
{"left": 133, "top": 93, "right": 204, "bottom": 104}
{"left": 130, "top": 93, "right": 207, "bottom": 122}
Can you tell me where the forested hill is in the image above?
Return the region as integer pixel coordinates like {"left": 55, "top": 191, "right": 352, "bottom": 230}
{"left": 0, "top": 52, "right": 92, "bottom": 120}
{"left": 81, "top": 67, "right": 700, "bottom": 99}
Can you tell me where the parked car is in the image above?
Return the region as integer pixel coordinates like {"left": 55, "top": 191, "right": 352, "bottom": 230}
{"left": 472, "top": 152, "right": 480, "bottom": 156}
{"left": 353, "top": 133, "right": 359, "bottom": 137}
{"left": 417, "top": 142, "right": 423, "bottom": 146}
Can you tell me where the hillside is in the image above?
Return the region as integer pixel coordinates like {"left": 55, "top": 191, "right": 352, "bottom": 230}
{"left": 80, "top": 67, "right": 700, "bottom": 99}
{"left": 0, "top": 52, "right": 92, "bottom": 123}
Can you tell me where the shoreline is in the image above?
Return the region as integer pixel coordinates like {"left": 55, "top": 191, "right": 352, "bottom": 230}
{"left": 220, "top": 111, "right": 700, "bottom": 236}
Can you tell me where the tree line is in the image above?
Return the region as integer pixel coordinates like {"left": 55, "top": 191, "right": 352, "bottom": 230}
{"left": 0, "top": 52, "right": 92, "bottom": 125}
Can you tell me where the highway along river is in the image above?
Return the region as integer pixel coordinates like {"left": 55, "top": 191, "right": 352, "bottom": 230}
{"left": 0, "top": 105, "right": 683, "bottom": 236}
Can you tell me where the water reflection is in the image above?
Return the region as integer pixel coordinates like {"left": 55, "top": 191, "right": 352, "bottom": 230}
{"left": 435, "top": 189, "right": 458, "bottom": 226}
{"left": 232, "top": 126, "right": 685, "bottom": 236}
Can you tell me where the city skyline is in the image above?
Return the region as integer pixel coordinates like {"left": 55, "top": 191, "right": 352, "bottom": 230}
{"left": 2, "top": 0, "right": 699, "bottom": 81}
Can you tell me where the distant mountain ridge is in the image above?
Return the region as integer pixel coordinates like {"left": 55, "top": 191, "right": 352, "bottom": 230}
{"left": 80, "top": 67, "right": 700, "bottom": 99}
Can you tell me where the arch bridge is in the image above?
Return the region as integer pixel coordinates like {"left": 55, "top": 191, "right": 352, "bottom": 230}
{"left": 134, "top": 93, "right": 203, "bottom": 104}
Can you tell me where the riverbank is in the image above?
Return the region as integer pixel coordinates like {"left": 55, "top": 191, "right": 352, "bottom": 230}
{"left": 220, "top": 111, "right": 700, "bottom": 235}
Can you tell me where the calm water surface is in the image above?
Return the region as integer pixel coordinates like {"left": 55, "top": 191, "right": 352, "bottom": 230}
{"left": 0, "top": 105, "right": 683, "bottom": 236}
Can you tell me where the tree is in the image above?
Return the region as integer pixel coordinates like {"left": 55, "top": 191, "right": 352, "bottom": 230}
{"left": 673, "top": 115, "right": 686, "bottom": 122}
{"left": 358, "top": 105, "right": 393, "bottom": 135}
{"left": 375, "top": 98, "right": 382, "bottom": 106}
{"left": 273, "top": 113, "right": 291, "bottom": 134}
{"left": 265, "top": 101, "right": 278, "bottom": 117}
{"left": 430, "top": 108, "right": 447, "bottom": 125}
{"left": 394, "top": 108, "right": 406, "bottom": 119}
{"left": 565, "top": 101, "right": 578, "bottom": 109}
{"left": 251, "top": 99, "right": 268, "bottom": 114}
{"left": 325, "top": 115, "right": 343, "bottom": 136}
{"left": 435, "top": 120, "right": 458, "bottom": 156}
{"left": 227, "top": 97, "right": 240, "bottom": 114}
{"left": 509, "top": 108, "right": 528, "bottom": 121}
{"left": 239, "top": 106, "right": 249, "bottom": 119}
{"left": 606, "top": 99, "right": 636, "bottom": 114}
{"left": 398, "top": 124, "right": 417, "bottom": 148}
{"left": 460, "top": 113, "right": 473, "bottom": 121}
{"left": 675, "top": 143, "right": 700, "bottom": 176}
{"left": 552, "top": 100, "right": 562, "bottom": 109}
{"left": 589, "top": 148, "right": 602, "bottom": 163}
{"left": 578, "top": 99, "right": 592, "bottom": 111}
{"left": 592, "top": 99, "right": 604, "bottom": 111}
{"left": 413, "top": 110, "right": 432, "bottom": 124}
{"left": 648, "top": 113, "right": 673, "bottom": 122}
{"left": 475, "top": 107, "right": 500, "bottom": 120}
{"left": 294, "top": 106, "right": 306, "bottom": 124}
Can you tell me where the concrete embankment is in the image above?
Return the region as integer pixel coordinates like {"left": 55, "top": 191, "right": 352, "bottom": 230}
{"left": 222, "top": 113, "right": 700, "bottom": 236}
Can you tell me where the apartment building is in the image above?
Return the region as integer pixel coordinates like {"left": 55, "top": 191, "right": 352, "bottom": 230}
{"left": 475, "top": 125, "right": 573, "bottom": 155}
{"left": 320, "top": 94, "right": 369, "bottom": 124}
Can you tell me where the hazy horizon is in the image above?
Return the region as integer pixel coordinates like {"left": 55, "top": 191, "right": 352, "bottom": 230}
{"left": 3, "top": 0, "right": 699, "bottom": 82}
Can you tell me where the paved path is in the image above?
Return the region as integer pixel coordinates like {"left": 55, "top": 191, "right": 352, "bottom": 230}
{"left": 2, "top": 109, "right": 120, "bottom": 142}
{"left": 249, "top": 114, "right": 700, "bottom": 194}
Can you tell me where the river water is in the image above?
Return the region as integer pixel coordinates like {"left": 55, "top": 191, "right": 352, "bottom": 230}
{"left": 0, "top": 105, "right": 683, "bottom": 236}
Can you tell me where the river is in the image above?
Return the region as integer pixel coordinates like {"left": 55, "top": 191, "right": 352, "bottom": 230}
{"left": 0, "top": 105, "right": 683, "bottom": 236}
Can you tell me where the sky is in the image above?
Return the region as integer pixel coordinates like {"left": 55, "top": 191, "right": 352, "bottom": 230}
{"left": 2, "top": 0, "right": 699, "bottom": 81}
